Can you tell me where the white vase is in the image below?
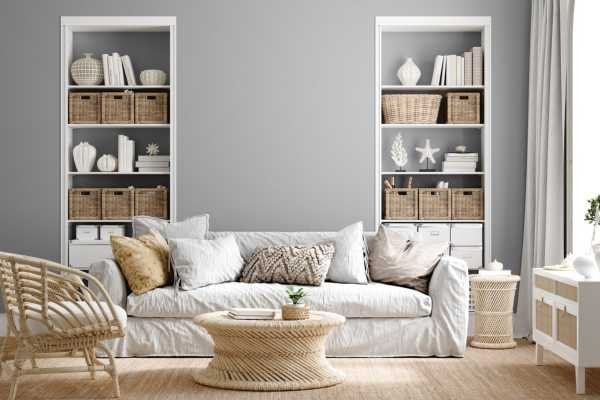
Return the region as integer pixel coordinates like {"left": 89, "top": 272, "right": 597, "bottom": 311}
{"left": 73, "top": 142, "right": 96, "bottom": 172}
{"left": 140, "top": 69, "right": 167, "bottom": 85}
{"left": 572, "top": 255, "right": 600, "bottom": 279}
{"left": 97, "top": 154, "right": 117, "bottom": 172}
{"left": 71, "top": 53, "right": 103, "bottom": 85}
{"left": 396, "top": 58, "right": 421, "bottom": 86}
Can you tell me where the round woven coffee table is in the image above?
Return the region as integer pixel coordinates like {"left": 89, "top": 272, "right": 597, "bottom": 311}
{"left": 193, "top": 311, "right": 345, "bottom": 391}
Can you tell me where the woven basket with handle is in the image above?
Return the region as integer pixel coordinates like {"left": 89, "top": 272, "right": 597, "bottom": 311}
{"left": 382, "top": 94, "right": 441, "bottom": 124}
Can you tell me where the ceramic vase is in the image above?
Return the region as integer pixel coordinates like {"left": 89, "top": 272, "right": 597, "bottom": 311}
{"left": 97, "top": 154, "right": 117, "bottom": 172}
{"left": 71, "top": 53, "right": 103, "bottom": 85}
{"left": 73, "top": 142, "right": 97, "bottom": 172}
{"left": 140, "top": 69, "right": 167, "bottom": 85}
{"left": 572, "top": 255, "right": 600, "bottom": 279}
{"left": 396, "top": 58, "right": 421, "bottom": 86}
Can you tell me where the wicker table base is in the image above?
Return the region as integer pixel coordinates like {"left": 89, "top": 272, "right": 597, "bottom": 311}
{"left": 192, "top": 311, "right": 345, "bottom": 391}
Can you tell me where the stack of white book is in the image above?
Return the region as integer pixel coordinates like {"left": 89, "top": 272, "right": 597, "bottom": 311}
{"left": 118, "top": 135, "right": 135, "bottom": 172}
{"left": 430, "top": 46, "right": 483, "bottom": 86}
{"left": 227, "top": 308, "right": 277, "bottom": 320}
{"left": 102, "top": 53, "right": 137, "bottom": 86}
{"left": 135, "top": 155, "right": 170, "bottom": 173}
{"left": 442, "top": 152, "right": 479, "bottom": 172}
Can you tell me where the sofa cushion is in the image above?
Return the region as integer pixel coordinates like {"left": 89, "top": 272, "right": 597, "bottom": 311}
{"left": 126, "top": 281, "right": 431, "bottom": 319}
{"left": 240, "top": 243, "right": 335, "bottom": 286}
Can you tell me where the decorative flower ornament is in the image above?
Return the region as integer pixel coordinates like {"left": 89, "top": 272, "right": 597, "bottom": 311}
{"left": 146, "top": 143, "right": 160, "bottom": 156}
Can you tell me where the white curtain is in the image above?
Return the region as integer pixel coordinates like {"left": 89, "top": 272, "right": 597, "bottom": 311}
{"left": 516, "top": 0, "right": 574, "bottom": 338}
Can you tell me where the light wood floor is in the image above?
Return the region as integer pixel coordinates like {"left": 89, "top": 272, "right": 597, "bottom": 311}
{"left": 1, "top": 341, "right": 599, "bottom": 400}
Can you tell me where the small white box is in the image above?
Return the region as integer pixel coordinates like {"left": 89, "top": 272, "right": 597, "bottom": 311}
{"left": 451, "top": 246, "right": 483, "bottom": 269}
{"left": 418, "top": 224, "right": 450, "bottom": 242}
{"left": 100, "top": 225, "right": 126, "bottom": 240}
{"left": 450, "top": 224, "right": 483, "bottom": 246}
{"left": 384, "top": 223, "right": 418, "bottom": 241}
{"left": 69, "top": 242, "right": 113, "bottom": 270}
{"left": 76, "top": 225, "right": 98, "bottom": 240}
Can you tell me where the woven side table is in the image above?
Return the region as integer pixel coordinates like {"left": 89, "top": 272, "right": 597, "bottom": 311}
{"left": 470, "top": 275, "right": 520, "bottom": 349}
{"left": 193, "top": 311, "right": 345, "bottom": 391}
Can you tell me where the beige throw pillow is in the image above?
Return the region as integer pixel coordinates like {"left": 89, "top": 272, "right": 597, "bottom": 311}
{"left": 241, "top": 244, "right": 336, "bottom": 286}
{"left": 111, "top": 229, "right": 170, "bottom": 295}
{"left": 369, "top": 225, "right": 449, "bottom": 294}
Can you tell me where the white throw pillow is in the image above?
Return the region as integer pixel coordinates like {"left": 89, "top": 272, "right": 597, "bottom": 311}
{"left": 325, "top": 221, "right": 368, "bottom": 284}
{"left": 169, "top": 235, "right": 244, "bottom": 290}
{"left": 133, "top": 214, "right": 209, "bottom": 239}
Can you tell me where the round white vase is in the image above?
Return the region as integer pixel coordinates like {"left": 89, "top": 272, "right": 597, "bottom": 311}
{"left": 71, "top": 53, "right": 104, "bottom": 85}
{"left": 73, "top": 142, "right": 97, "bottom": 172}
{"left": 396, "top": 58, "right": 421, "bottom": 86}
{"left": 97, "top": 154, "right": 117, "bottom": 172}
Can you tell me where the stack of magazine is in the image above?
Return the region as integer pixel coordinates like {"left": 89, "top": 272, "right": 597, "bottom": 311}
{"left": 227, "top": 308, "right": 277, "bottom": 320}
{"left": 136, "top": 155, "right": 170, "bottom": 173}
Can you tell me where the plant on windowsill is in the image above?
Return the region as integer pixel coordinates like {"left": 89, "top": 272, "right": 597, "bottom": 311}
{"left": 282, "top": 286, "right": 310, "bottom": 320}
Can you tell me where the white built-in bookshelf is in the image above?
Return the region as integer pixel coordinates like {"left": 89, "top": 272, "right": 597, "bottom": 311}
{"left": 375, "top": 17, "right": 491, "bottom": 270}
{"left": 60, "top": 16, "right": 176, "bottom": 269}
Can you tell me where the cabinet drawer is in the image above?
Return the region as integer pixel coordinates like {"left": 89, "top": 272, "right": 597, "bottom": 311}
{"left": 418, "top": 224, "right": 450, "bottom": 242}
{"left": 535, "top": 275, "right": 555, "bottom": 293}
{"left": 450, "top": 223, "right": 482, "bottom": 246}
{"left": 557, "top": 308, "right": 577, "bottom": 349}
{"left": 450, "top": 246, "right": 482, "bottom": 269}
{"left": 384, "top": 223, "right": 418, "bottom": 240}
{"left": 535, "top": 300, "right": 552, "bottom": 336}
{"left": 69, "top": 243, "right": 113, "bottom": 269}
{"left": 556, "top": 282, "right": 578, "bottom": 302}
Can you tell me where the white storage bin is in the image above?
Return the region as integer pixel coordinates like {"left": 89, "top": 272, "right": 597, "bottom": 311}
{"left": 384, "top": 223, "right": 419, "bottom": 241}
{"left": 450, "top": 223, "right": 483, "bottom": 246}
{"left": 69, "top": 242, "right": 113, "bottom": 270}
{"left": 100, "top": 225, "right": 126, "bottom": 241}
{"left": 75, "top": 225, "right": 98, "bottom": 240}
{"left": 450, "top": 246, "right": 483, "bottom": 269}
{"left": 418, "top": 224, "right": 450, "bottom": 242}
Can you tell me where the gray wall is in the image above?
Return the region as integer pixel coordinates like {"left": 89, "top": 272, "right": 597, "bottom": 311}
{"left": 0, "top": 0, "right": 530, "bottom": 274}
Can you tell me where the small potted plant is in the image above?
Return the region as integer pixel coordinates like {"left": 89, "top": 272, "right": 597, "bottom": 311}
{"left": 282, "top": 286, "right": 310, "bottom": 320}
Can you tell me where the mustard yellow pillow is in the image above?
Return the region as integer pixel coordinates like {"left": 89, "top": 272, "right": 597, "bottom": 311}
{"left": 111, "top": 229, "right": 170, "bottom": 295}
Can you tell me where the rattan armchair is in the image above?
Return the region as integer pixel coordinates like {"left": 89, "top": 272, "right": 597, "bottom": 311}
{"left": 0, "top": 252, "right": 126, "bottom": 399}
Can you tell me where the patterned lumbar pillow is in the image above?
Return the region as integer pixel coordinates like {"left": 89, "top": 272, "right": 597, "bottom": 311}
{"left": 111, "top": 229, "right": 170, "bottom": 295}
{"left": 240, "top": 243, "right": 335, "bottom": 286}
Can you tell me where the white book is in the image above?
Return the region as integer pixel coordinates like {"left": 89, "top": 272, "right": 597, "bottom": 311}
{"left": 109, "top": 55, "right": 119, "bottom": 86}
{"left": 138, "top": 167, "right": 170, "bottom": 173}
{"left": 121, "top": 55, "right": 136, "bottom": 86}
{"left": 472, "top": 47, "right": 483, "bottom": 85}
{"left": 228, "top": 313, "right": 275, "bottom": 320}
{"left": 106, "top": 55, "right": 114, "bottom": 86}
{"left": 446, "top": 55, "right": 457, "bottom": 86}
{"left": 464, "top": 51, "right": 473, "bottom": 86}
{"left": 128, "top": 140, "right": 135, "bottom": 171}
{"left": 440, "top": 56, "right": 447, "bottom": 86}
{"left": 135, "top": 161, "right": 170, "bottom": 167}
{"left": 101, "top": 54, "right": 110, "bottom": 86}
{"left": 138, "top": 155, "right": 170, "bottom": 162}
{"left": 430, "top": 55, "right": 443, "bottom": 86}
{"left": 459, "top": 56, "right": 464, "bottom": 85}
{"left": 117, "top": 135, "right": 125, "bottom": 171}
{"left": 229, "top": 308, "right": 277, "bottom": 317}
{"left": 112, "top": 53, "right": 124, "bottom": 85}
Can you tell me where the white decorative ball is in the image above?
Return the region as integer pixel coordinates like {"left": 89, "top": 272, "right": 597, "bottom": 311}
{"left": 97, "top": 154, "right": 117, "bottom": 172}
{"left": 71, "top": 53, "right": 103, "bottom": 85}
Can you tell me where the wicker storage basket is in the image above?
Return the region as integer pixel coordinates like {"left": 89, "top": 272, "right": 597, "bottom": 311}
{"left": 281, "top": 304, "right": 310, "bottom": 320}
{"left": 69, "top": 188, "right": 101, "bottom": 220}
{"left": 382, "top": 94, "right": 442, "bottom": 124}
{"left": 452, "top": 188, "right": 484, "bottom": 220}
{"left": 384, "top": 188, "right": 418, "bottom": 220}
{"left": 102, "top": 92, "right": 134, "bottom": 124}
{"left": 135, "top": 93, "right": 168, "bottom": 124}
{"left": 418, "top": 188, "right": 451, "bottom": 220}
{"left": 447, "top": 92, "right": 481, "bottom": 124}
{"left": 135, "top": 186, "right": 168, "bottom": 218}
{"left": 69, "top": 93, "right": 101, "bottom": 124}
{"left": 102, "top": 188, "right": 134, "bottom": 220}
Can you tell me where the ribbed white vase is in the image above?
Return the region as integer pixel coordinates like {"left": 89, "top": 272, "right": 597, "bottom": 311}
{"left": 73, "top": 142, "right": 97, "bottom": 172}
{"left": 396, "top": 58, "right": 421, "bottom": 86}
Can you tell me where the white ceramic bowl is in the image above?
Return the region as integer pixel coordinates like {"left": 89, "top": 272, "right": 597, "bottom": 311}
{"left": 140, "top": 69, "right": 168, "bottom": 86}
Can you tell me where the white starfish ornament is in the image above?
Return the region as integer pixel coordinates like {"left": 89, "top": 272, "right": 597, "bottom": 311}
{"left": 146, "top": 143, "right": 160, "bottom": 156}
{"left": 415, "top": 139, "right": 440, "bottom": 164}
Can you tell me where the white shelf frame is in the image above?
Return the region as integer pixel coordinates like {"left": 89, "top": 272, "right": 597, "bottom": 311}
{"left": 60, "top": 16, "right": 177, "bottom": 266}
{"left": 375, "top": 16, "right": 492, "bottom": 267}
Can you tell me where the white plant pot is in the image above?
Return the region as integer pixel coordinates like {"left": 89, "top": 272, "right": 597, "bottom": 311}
{"left": 396, "top": 58, "right": 421, "bottom": 86}
{"left": 140, "top": 69, "right": 167, "bottom": 85}
{"left": 97, "top": 154, "right": 117, "bottom": 172}
{"left": 73, "top": 142, "right": 96, "bottom": 172}
{"left": 573, "top": 255, "right": 600, "bottom": 279}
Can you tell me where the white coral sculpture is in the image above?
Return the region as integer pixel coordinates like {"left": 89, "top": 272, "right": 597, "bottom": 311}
{"left": 390, "top": 133, "right": 408, "bottom": 170}
{"left": 146, "top": 143, "right": 160, "bottom": 156}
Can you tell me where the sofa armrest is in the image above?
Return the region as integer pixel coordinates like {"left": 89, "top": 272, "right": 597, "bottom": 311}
{"left": 88, "top": 259, "right": 128, "bottom": 309}
{"left": 428, "top": 255, "right": 469, "bottom": 354}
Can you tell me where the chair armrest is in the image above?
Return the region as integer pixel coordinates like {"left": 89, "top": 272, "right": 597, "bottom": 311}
{"left": 88, "top": 259, "right": 128, "bottom": 309}
{"left": 428, "top": 256, "right": 469, "bottom": 354}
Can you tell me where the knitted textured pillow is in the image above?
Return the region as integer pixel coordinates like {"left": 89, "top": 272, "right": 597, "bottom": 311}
{"left": 240, "top": 243, "right": 335, "bottom": 286}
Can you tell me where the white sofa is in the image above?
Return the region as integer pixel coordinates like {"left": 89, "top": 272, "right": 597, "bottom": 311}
{"left": 90, "top": 231, "right": 469, "bottom": 357}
